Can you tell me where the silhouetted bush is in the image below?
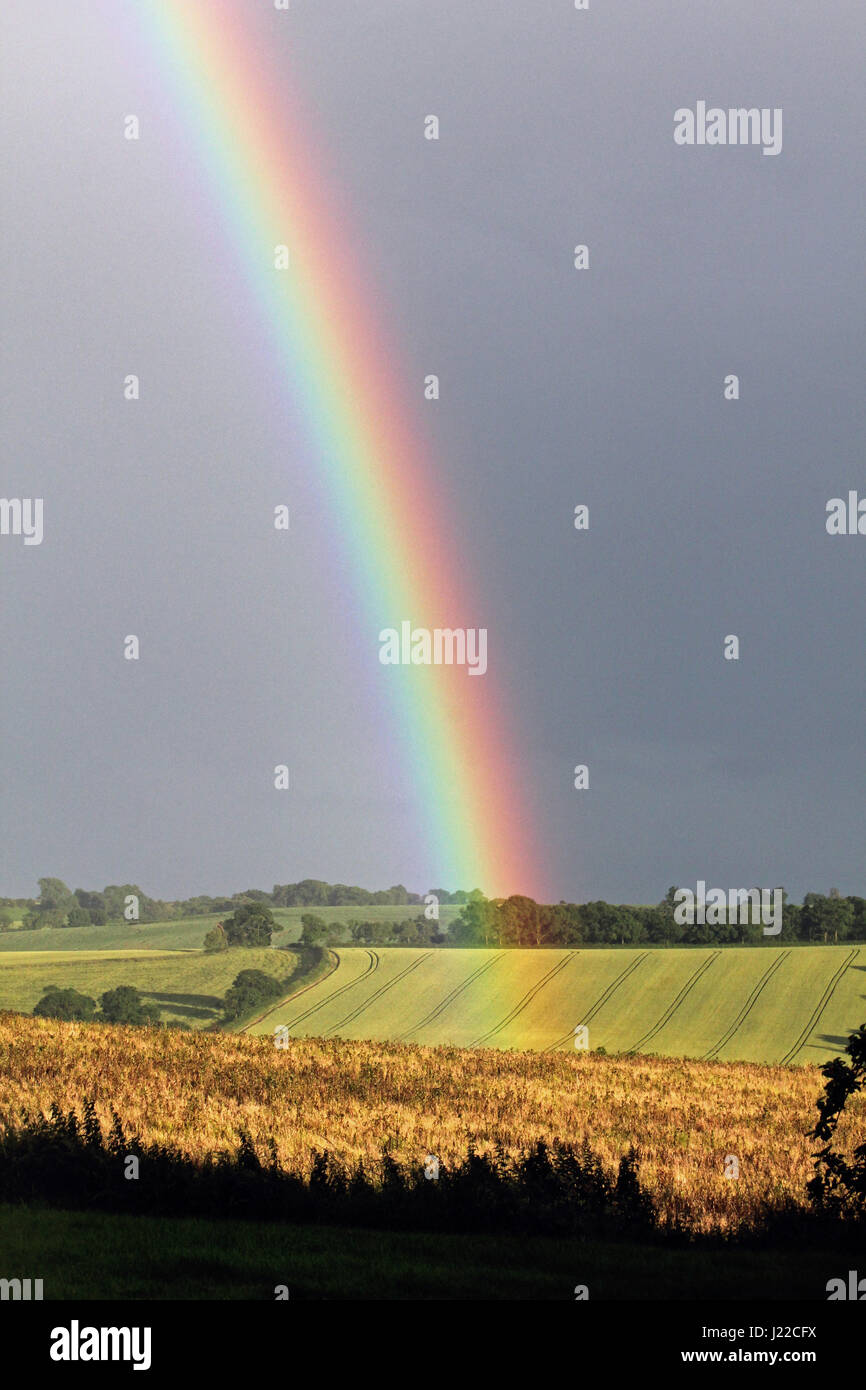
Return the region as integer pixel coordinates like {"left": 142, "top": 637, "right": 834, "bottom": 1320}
{"left": 0, "top": 1100, "right": 656, "bottom": 1239}
{"left": 808, "top": 1022, "right": 866, "bottom": 1215}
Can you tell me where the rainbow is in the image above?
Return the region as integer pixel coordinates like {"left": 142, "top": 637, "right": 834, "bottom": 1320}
{"left": 133, "top": 0, "right": 546, "bottom": 897}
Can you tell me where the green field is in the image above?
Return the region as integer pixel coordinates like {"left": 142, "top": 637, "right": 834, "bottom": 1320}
{"left": 0, "top": 904, "right": 460, "bottom": 954}
{"left": 245, "top": 944, "right": 865, "bottom": 1064}
{"left": 0, "top": 946, "right": 298, "bottom": 1028}
{"left": 0, "top": 903, "right": 458, "bottom": 1030}
{"left": 1, "top": 927, "right": 862, "bottom": 1061}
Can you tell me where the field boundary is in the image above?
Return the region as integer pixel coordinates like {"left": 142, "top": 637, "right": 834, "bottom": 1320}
{"left": 0, "top": 948, "right": 192, "bottom": 965}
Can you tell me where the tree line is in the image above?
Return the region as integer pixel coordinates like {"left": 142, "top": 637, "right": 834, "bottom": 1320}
{"left": 224, "top": 892, "right": 866, "bottom": 950}
{"left": 0, "top": 877, "right": 480, "bottom": 930}
{"left": 33, "top": 984, "right": 161, "bottom": 1026}
{"left": 448, "top": 888, "right": 866, "bottom": 947}
{"left": 296, "top": 912, "right": 444, "bottom": 947}
{"left": 4, "top": 877, "right": 864, "bottom": 947}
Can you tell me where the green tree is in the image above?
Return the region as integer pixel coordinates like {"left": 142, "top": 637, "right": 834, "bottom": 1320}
{"left": 102, "top": 884, "right": 151, "bottom": 921}
{"left": 299, "top": 913, "right": 328, "bottom": 945}
{"left": 652, "top": 890, "right": 684, "bottom": 945}
{"left": 808, "top": 1022, "right": 866, "bottom": 1213}
{"left": 203, "top": 922, "right": 229, "bottom": 953}
{"left": 580, "top": 901, "right": 625, "bottom": 944}
{"left": 222, "top": 903, "right": 281, "bottom": 948}
{"left": 545, "top": 902, "right": 584, "bottom": 945}
{"left": 499, "top": 895, "right": 541, "bottom": 946}
{"left": 222, "top": 969, "right": 284, "bottom": 1021}
{"left": 33, "top": 986, "right": 96, "bottom": 1021}
{"left": 848, "top": 896, "right": 866, "bottom": 942}
{"left": 23, "top": 906, "right": 67, "bottom": 931}
{"left": 65, "top": 906, "right": 91, "bottom": 928}
{"left": 293, "top": 880, "right": 330, "bottom": 906}
{"left": 37, "top": 877, "right": 75, "bottom": 912}
{"left": 99, "top": 985, "right": 160, "bottom": 1025}
{"left": 801, "top": 893, "right": 854, "bottom": 944}
{"left": 451, "top": 896, "right": 499, "bottom": 946}
{"left": 74, "top": 889, "right": 106, "bottom": 915}
{"left": 392, "top": 915, "right": 431, "bottom": 945}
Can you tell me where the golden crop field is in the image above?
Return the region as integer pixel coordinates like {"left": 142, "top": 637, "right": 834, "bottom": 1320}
{"left": 1, "top": 1014, "right": 862, "bottom": 1236}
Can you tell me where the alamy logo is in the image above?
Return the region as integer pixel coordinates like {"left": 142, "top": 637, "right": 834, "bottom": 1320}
{"left": 379, "top": 621, "right": 487, "bottom": 675}
{"left": 50, "top": 1321, "right": 152, "bottom": 1371}
{"left": 826, "top": 1270, "right": 865, "bottom": 1300}
{"left": 0, "top": 1277, "right": 43, "bottom": 1300}
{"left": 674, "top": 881, "right": 782, "bottom": 936}
{"left": 0, "top": 497, "right": 43, "bottom": 545}
{"left": 674, "top": 103, "right": 782, "bottom": 156}
{"left": 826, "top": 492, "right": 866, "bottom": 534}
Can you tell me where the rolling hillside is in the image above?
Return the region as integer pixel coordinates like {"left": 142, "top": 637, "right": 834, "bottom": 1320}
{"left": 0, "top": 905, "right": 460, "bottom": 954}
{"left": 245, "top": 944, "right": 865, "bottom": 1064}
{"left": 0, "top": 946, "right": 292, "bottom": 1028}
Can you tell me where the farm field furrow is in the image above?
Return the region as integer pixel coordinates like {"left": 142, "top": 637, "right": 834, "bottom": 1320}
{"left": 1, "top": 940, "right": 863, "bottom": 1064}
{"left": 702, "top": 953, "right": 792, "bottom": 1060}
{"left": 396, "top": 951, "right": 506, "bottom": 1041}
{"left": 265, "top": 949, "right": 380, "bottom": 1031}
{"left": 321, "top": 952, "right": 434, "bottom": 1036}
{"left": 412, "top": 950, "right": 572, "bottom": 1049}
{"left": 245, "top": 946, "right": 865, "bottom": 1063}
{"left": 713, "top": 947, "right": 860, "bottom": 1064}
{"left": 573, "top": 951, "right": 715, "bottom": 1055}
{"left": 798, "top": 948, "right": 866, "bottom": 1064}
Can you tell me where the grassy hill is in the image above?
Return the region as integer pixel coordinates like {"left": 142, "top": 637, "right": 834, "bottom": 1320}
{"left": 0, "top": 945, "right": 298, "bottom": 1028}
{"left": 0, "top": 929, "right": 861, "bottom": 1063}
{"left": 245, "top": 943, "right": 865, "bottom": 1065}
{"left": 0, "top": 904, "right": 460, "bottom": 954}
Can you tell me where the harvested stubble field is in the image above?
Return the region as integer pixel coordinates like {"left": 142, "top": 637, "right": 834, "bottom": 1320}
{"left": 0, "top": 1014, "right": 862, "bottom": 1235}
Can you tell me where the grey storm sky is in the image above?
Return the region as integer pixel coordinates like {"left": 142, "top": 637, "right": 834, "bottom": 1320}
{"left": 1, "top": 0, "right": 864, "bottom": 904}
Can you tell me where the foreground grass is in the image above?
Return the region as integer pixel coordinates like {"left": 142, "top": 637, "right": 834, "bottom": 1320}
{"left": 0, "top": 1204, "right": 844, "bottom": 1300}
{"left": 1, "top": 1018, "right": 864, "bottom": 1234}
